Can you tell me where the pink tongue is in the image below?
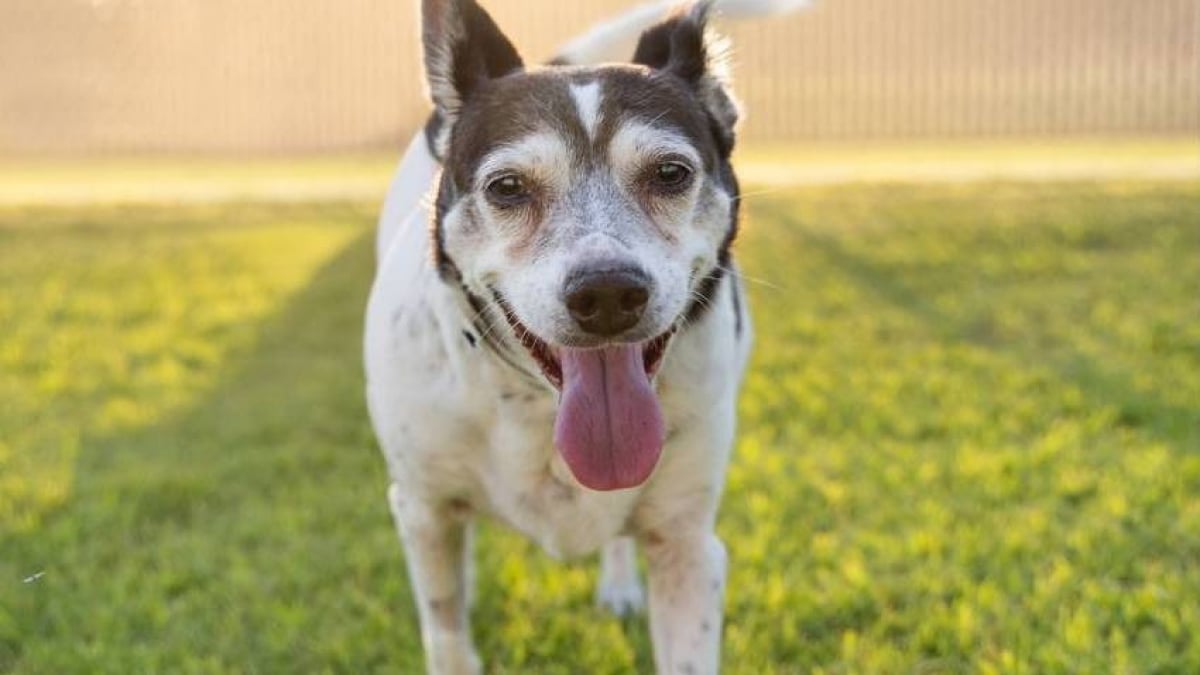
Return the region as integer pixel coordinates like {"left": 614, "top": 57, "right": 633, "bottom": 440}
{"left": 554, "top": 345, "right": 665, "bottom": 491}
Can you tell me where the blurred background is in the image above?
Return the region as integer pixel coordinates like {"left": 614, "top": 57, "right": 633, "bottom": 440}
{"left": 2, "top": 0, "right": 1198, "bottom": 154}
{"left": 3, "top": 1, "right": 1199, "bottom": 673}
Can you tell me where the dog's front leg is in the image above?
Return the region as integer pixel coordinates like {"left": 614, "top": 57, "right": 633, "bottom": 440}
{"left": 387, "top": 483, "right": 479, "bottom": 675}
{"left": 643, "top": 528, "right": 728, "bottom": 674}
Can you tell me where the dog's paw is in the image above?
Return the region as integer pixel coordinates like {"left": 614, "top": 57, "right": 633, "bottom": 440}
{"left": 596, "top": 578, "right": 646, "bottom": 617}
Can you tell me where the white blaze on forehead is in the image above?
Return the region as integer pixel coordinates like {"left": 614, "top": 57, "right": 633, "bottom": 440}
{"left": 475, "top": 130, "right": 572, "bottom": 188}
{"left": 607, "top": 121, "right": 702, "bottom": 177}
{"left": 570, "top": 81, "right": 603, "bottom": 141}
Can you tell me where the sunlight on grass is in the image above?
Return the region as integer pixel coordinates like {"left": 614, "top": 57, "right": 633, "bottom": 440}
{"left": 0, "top": 204, "right": 368, "bottom": 533}
{"left": 2, "top": 181, "right": 1198, "bottom": 672}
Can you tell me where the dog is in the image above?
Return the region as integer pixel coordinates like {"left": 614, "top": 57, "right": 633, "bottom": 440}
{"left": 364, "top": 1, "right": 806, "bottom": 671}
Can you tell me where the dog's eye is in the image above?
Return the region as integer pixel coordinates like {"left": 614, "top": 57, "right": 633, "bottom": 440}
{"left": 485, "top": 174, "right": 531, "bottom": 206}
{"left": 650, "top": 161, "right": 693, "bottom": 192}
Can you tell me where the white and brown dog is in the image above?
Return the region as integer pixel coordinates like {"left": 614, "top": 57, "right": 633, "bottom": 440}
{"left": 365, "top": 1, "right": 805, "bottom": 672}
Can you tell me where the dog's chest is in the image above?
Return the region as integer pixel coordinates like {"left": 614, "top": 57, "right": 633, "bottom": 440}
{"left": 475, "top": 390, "right": 641, "bottom": 559}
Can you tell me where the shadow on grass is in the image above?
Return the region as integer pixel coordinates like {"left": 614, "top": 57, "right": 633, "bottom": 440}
{"left": 792, "top": 224, "right": 1198, "bottom": 451}
{"left": 3, "top": 229, "right": 428, "bottom": 671}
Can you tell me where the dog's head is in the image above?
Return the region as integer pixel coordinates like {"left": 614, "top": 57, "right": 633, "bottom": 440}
{"left": 422, "top": 0, "right": 740, "bottom": 491}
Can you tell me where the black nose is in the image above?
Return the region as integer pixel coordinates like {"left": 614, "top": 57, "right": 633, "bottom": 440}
{"left": 564, "top": 267, "right": 651, "bottom": 337}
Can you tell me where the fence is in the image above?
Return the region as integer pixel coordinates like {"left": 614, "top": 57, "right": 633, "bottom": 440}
{"left": 0, "top": 0, "right": 1196, "bottom": 155}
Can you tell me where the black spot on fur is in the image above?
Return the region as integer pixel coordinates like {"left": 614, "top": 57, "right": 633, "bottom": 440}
{"left": 462, "top": 329, "right": 477, "bottom": 348}
{"left": 446, "top": 497, "right": 472, "bottom": 517}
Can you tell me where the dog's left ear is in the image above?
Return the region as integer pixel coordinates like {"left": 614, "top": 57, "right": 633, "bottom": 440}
{"left": 422, "top": 0, "right": 524, "bottom": 128}
{"left": 632, "top": 1, "right": 740, "bottom": 155}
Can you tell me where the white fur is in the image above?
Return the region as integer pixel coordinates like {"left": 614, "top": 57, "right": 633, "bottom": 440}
{"left": 570, "top": 82, "right": 604, "bottom": 140}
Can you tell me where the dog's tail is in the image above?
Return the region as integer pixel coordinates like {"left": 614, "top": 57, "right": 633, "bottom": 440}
{"left": 551, "top": 0, "right": 812, "bottom": 67}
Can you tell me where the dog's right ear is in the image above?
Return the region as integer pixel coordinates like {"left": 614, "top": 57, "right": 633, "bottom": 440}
{"left": 632, "top": 2, "right": 740, "bottom": 156}
{"left": 422, "top": 0, "right": 523, "bottom": 125}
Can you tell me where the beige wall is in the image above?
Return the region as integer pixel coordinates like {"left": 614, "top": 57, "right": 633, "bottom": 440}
{"left": 1, "top": 0, "right": 1196, "bottom": 155}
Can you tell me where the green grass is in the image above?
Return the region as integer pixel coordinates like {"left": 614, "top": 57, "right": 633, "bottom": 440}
{"left": 2, "top": 181, "right": 1198, "bottom": 673}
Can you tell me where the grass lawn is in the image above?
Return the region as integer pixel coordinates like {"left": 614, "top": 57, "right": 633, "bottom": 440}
{"left": 1, "top": 181, "right": 1198, "bottom": 673}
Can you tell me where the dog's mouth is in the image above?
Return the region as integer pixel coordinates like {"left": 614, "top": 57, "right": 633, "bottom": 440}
{"left": 515, "top": 325, "right": 676, "bottom": 393}
{"left": 493, "top": 293, "right": 673, "bottom": 492}
{"left": 493, "top": 294, "right": 676, "bottom": 391}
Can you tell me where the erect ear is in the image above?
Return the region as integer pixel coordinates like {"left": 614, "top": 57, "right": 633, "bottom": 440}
{"left": 632, "top": 1, "right": 740, "bottom": 155}
{"left": 422, "top": 0, "right": 524, "bottom": 122}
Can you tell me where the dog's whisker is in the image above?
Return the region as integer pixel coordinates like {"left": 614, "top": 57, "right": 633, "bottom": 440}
{"left": 686, "top": 290, "right": 716, "bottom": 315}
{"left": 717, "top": 265, "right": 783, "bottom": 291}
{"left": 464, "top": 293, "right": 519, "bottom": 347}
{"left": 475, "top": 310, "right": 508, "bottom": 345}
{"left": 644, "top": 109, "right": 671, "bottom": 127}
{"left": 465, "top": 303, "right": 507, "bottom": 345}
{"left": 675, "top": 308, "right": 700, "bottom": 334}
{"left": 731, "top": 185, "right": 804, "bottom": 202}
{"left": 461, "top": 293, "right": 497, "bottom": 327}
